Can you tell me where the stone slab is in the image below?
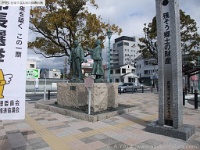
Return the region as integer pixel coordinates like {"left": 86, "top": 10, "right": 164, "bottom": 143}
{"left": 145, "top": 121, "right": 195, "bottom": 141}
{"left": 6, "top": 131, "right": 28, "bottom": 149}
{"left": 35, "top": 99, "right": 137, "bottom": 122}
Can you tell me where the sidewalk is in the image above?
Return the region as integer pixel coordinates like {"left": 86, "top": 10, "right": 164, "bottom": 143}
{"left": 0, "top": 92, "right": 200, "bottom": 150}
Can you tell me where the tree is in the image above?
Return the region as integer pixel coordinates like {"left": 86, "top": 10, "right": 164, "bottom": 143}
{"left": 29, "top": 0, "right": 122, "bottom": 58}
{"left": 138, "top": 9, "right": 200, "bottom": 65}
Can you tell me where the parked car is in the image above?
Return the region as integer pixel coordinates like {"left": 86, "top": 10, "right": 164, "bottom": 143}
{"left": 118, "top": 82, "right": 137, "bottom": 93}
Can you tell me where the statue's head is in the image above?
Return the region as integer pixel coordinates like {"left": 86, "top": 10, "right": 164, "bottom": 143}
{"left": 74, "top": 40, "right": 79, "bottom": 46}
{"left": 96, "top": 39, "right": 101, "bottom": 45}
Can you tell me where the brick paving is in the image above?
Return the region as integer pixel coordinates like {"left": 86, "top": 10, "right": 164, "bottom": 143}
{"left": 0, "top": 92, "right": 200, "bottom": 150}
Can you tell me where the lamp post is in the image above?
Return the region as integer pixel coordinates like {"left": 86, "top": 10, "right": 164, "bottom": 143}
{"left": 107, "top": 29, "right": 113, "bottom": 82}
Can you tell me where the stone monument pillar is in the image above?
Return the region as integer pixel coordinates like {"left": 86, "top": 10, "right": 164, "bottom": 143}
{"left": 146, "top": 0, "right": 195, "bottom": 140}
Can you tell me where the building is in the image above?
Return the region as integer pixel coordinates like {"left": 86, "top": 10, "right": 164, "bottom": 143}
{"left": 40, "top": 69, "right": 61, "bottom": 79}
{"left": 104, "top": 64, "right": 139, "bottom": 84}
{"left": 110, "top": 36, "right": 140, "bottom": 67}
{"left": 82, "top": 59, "right": 93, "bottom": 77}
{"left": 135, "top": 55, "right": 158, "bottom": 86}
{"left": 27, "top": 60, "right": 37, "bottom": 69}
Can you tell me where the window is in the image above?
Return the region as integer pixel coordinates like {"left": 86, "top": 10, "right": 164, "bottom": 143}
{"left": 115, "top": 69, "right": 120, "bottom": 74}
{"left": 30, "top": 64, "right": 35, "bottom": 68}
{"left": 110, "top": 70, "right": 113, "bottom": 74}
{"left": 115, "top": 79, "right": 119, "bottom": 82}
{"left": 124, "top": 42, "right": 129, "bottom": 46}
{"left": 122, "top": 69, "right": 126, "bottom": 73}
{"left": 144, "top": 70, "right": 149, "bottom": 74}
{"left": 144, "top": 61, "right": 149, "bottom": 65}
{"left": 117, "top": 42, "right": 123, "bottom": 47}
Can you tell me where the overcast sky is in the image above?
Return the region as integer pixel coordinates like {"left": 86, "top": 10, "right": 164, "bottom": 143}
{"left": 27, "top": 0, "right": 200, "bottom": 71}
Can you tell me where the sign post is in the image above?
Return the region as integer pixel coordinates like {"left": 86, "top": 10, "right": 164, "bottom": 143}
{"left": 84, "top": 76, "right": 94, "bottom": 115}
{"left": 146, "top": 0, "right": 195, "bottom": 141}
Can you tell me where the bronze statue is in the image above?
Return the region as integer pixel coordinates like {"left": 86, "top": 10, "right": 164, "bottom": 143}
{"left": 88, "top": 39, "right": 104, "bottom": 81}
{"left": 69, "top": 40, "right": 84, "bottom": 80}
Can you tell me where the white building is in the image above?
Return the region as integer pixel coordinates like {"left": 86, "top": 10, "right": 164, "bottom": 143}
{"left": 104, "top": 64, "right": 139, "bottom": 84}
{"left": 135, "top": 55, "right": 158, "bottom": 86}
{"left": 110, "top": 36, "right": 140, "bottom": 67}
{"left": 27, "top": 60, "right": 37, "bottom": 69}
{"left": 40, "top": 69, "right": 61, "bottom": 79}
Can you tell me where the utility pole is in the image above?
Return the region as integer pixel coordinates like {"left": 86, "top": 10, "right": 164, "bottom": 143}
{"left": 107, "top": 29, "right": 113, "bottom": 83}
{"left": 63, "top": 57, "right": 68, "bottom": 82}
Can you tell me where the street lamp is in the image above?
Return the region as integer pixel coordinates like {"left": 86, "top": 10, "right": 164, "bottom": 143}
{"left": 107, "top": 29, "right": 113, "bottom": 82}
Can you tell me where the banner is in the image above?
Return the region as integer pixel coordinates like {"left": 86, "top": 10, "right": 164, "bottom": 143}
{"left": 0, "top": 6, "right": 30, "bottom": 120}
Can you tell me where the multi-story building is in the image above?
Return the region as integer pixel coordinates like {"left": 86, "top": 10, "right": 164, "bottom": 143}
{"left": 110, "top": 36, "right": 140, "bottom": 67}
{"left": 135, "top": 55, "right": 158, "bottom": 86}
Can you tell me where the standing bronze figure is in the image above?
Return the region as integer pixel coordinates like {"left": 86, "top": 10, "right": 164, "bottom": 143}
{"left": 69, "top": 40, "right": 84, "bottom": 80}
{"left": 88, "top": 39, "right": 104, "bottom": 81}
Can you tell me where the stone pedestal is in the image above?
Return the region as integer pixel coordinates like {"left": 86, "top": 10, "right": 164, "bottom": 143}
{"left": 57, "top": 83, "right": 118, "bottom": 112}
{"left": 146, "top": 121, "right": 195, "bottom": 141}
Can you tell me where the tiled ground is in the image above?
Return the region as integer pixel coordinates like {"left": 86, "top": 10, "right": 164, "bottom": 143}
{"left": 0, "top": 92, "right": 200, "bottom": 150}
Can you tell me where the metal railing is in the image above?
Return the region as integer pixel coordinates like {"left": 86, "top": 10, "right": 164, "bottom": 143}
{"left": 118, "top": 86, "right": 152, "bottom": 94}
{"left": 183, "top": 90, "right": 200, "bottom": 109}
{"left": 26, "top": 78, "right": 68, "bottom": 92}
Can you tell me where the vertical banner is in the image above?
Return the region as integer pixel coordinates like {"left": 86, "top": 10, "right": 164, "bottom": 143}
{"left": 0, "top": 6, "right": 30, "bottom": 120}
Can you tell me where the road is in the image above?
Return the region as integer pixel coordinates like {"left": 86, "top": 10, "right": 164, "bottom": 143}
{"left": 26, "top": 93, "right": 57, "bottom": 101}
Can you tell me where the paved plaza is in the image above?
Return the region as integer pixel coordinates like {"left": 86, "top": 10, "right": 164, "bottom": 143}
{"left": 0, "top": 92, "right": 200, "bottom": 150}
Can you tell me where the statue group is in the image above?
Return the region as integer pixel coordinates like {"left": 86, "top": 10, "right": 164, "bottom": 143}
{"left": 69, "top": 39, "right": 104, "bottom": 82}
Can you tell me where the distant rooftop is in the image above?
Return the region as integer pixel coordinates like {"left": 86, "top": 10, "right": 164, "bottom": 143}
{"left": 115, "top": 36, "right": 136, "bottom": 43}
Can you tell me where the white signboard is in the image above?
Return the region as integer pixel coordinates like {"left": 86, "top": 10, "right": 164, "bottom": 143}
{"left": 0, "top": 6, "right": 30, "bottom": 120}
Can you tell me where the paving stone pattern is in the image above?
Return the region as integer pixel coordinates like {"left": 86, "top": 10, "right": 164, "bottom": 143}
{"left": 0, "top": 92, "right": 200, "bottom": 150}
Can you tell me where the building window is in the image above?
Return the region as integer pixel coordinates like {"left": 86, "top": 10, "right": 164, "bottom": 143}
{"left": 124, "top": 42, "right": 129, "bottom": 46}
{"left": 117, "top": 42, "right": 123, "bottom": 47}
{"left": 30, "top": 64, "right": 35, "bottom": 68}
{"left": 144, "top": 61, "right": 149, "bottom": 65}
{"left": 144, "top": 70, "right": 149, "bottom": 75}
{"left": 122, "top": 69, "right": 126, "bottom": 73}
{"left": 115, "top": 79, "right": 119, "bottom": 82}
{"left": 115, "top": 69, "right": 120, "bottom": 74}
{"left": 110, "top": 70, "right": 113, "bottom": 74}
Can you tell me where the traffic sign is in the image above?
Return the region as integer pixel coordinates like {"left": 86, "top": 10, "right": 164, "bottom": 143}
{"left": 26, "top": 69, "right": 39, "bottom": 79}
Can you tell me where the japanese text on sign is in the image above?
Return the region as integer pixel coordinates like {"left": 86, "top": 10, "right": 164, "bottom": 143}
{"left": 0, "top": 100, "right": 20, "bottom": 113}
{"left": 163, "top": 11, "right": 171, "bottom": 64}
{"left": 0, "top": 6, "right": 8, "bottom": 63}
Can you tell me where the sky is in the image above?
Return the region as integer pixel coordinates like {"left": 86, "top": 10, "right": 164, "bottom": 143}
{"left": 27, "top": 0, "right": 200, "bottom": 71}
